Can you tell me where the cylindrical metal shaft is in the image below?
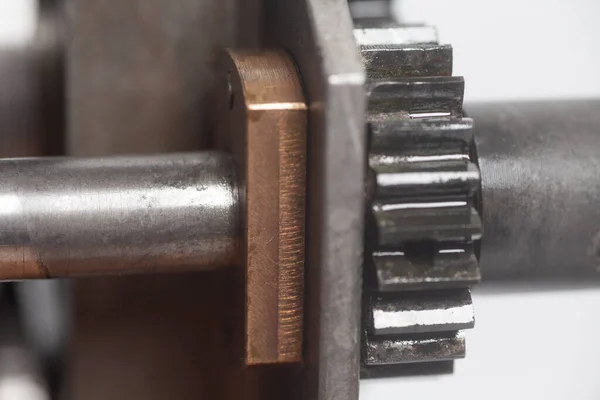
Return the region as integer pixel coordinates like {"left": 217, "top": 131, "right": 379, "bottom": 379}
{"left": 1, "top": 100, "right": 598, "bottom": 283}
{"left": 471, "top": 100, "right": 600, "bottom": 280}
{"left": 0, "top": 152, "right": 238, "bottom": 279}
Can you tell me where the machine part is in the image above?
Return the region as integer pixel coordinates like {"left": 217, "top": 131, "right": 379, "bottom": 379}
{"left": 0, "top": 152, "right": 239, "bottom": 278}
{"left": 66, "top": 1, "right": 239, "bottom": 398}
{"left": 369, "top": 289, "right": 474, "bottom": 335}
{"left": 471, "top": 100, "right": 600, "bottom": 280}
{"left": 372, "top": 243, "right": 480, "bottom": 291}
{"left": 363, "top": 331, "right": 465, "bottom": 365}
{"left": 218, "top": 49, "right": 306, "bottom": 365}
{"left": 264, "top": 0, "right": 366, "bottom": 399}
{"left": 357, "top": 19, "right": 482, "bottom": 373}
{"left": 0, "top": 50, "right": 308, "bottom": 367}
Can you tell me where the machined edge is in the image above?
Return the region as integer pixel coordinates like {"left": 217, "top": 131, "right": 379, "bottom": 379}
{"left": 264, "top": 0, "right": 367, "bottom": 399}
{"left": 219, "top": 49, "right": 307, "bottom": 365}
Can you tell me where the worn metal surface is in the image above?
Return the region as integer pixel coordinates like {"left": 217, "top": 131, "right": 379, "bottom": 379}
{"left": 373, "top": 245, "right": 480, "bottom": 291}
{"left": 367, "top": 76, "right": 465, "bottom": 116}
{"left": 369, "top": 118, "right": 474, "bottom": 155}
{"left": 264, "top": 0, "right": 366, "bottom": 398}
{"left": 471, "top": 100, "right": 600, "bottom": 280}
{"left": 219, "top": 50, "right": 306, "bottom": 365}
{"left": 360, "top": 21, "right": 481, "bottom": 375}
{"left": 0, "top": 152, "right": 238, "bottom": 279}
{"left": 372, "top": 198, "right": 482, "bottom": 243}
{"left": 363, "top": 331, "right": 466, "bottom": 365}
{"left": 361, "top": 45, "right": 451, "bottom": 79}
{"left": 368, "top": 289, "right": 474, "bottom": 335}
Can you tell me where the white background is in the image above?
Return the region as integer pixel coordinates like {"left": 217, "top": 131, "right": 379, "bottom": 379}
{"left": 396, "top": 0, "right": 600, "bottom": 102}
{"left": 361, "top": 1, "right": 600, "bottom": 399}
{"left": 0, "top": 1, "right": 36, "bottom": 47}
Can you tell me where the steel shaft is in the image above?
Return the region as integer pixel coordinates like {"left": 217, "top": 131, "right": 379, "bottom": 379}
{"left": 472, "top": 100, "right": 600, "bottom": 280}
{"left": 0, "top": 152, "right": 238, "bottom": 279}
{"left": 0, "top": 100, "right": 597, "bottom": 283}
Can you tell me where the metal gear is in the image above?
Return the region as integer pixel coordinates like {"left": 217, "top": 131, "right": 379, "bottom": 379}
{"left": 356, "top": 21, "right": 483, "bottom": 374}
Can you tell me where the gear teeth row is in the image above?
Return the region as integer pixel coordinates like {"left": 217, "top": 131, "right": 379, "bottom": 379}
{"left": 357, "top": 23, "right": 483, "bottom": 374}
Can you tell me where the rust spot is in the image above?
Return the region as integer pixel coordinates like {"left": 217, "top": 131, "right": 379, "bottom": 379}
{"left": 37, "top": 259, "right": 51, "bottom": 279}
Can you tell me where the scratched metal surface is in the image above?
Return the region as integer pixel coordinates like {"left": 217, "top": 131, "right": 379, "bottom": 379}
{"left": 265, "top": 0, "right": 367, "bottom": 399}
{"left": 66, "top": 0, "right": 238, "bottom": 398}
{"left": 471, "top": 100, "right": 600, "bottom": 280}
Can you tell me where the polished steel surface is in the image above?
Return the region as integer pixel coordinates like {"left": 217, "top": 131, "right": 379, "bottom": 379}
{"left": 369, "top": 290, "right": 474, "bottom": 335}
{"left": 0, "top": 152, "right": 238, "bottom": 279}
{"left": 265, "top": 0, "right": 366, "bottom": 398}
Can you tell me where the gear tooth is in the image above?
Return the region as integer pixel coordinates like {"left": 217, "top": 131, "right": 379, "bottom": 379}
{"left": 364, "top": 330, "right": 466, "bottom": 365}
{"left": 369, "top": 118, "right": 474, "bottom": 154}
{"left": 367, "top": 76, "right": 465, "bottom": 116}
{"left": 368, "top": 289, "right": 474, "bottom": 335}
{"left": 373, "top": 243, "right": 480, "bottom": 292}
{"left": 372, "top": 198, "right": 482, "bottom": 244}
{"left": 371, "top": 161, "right": 481, "bottom": 197}
{"left": 360, "top": 44, "right": 453, "bottom": 79}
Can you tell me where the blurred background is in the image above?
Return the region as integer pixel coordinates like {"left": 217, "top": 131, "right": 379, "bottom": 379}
{"left": 0, "top": 1, "right": 65, "bottom": 399}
